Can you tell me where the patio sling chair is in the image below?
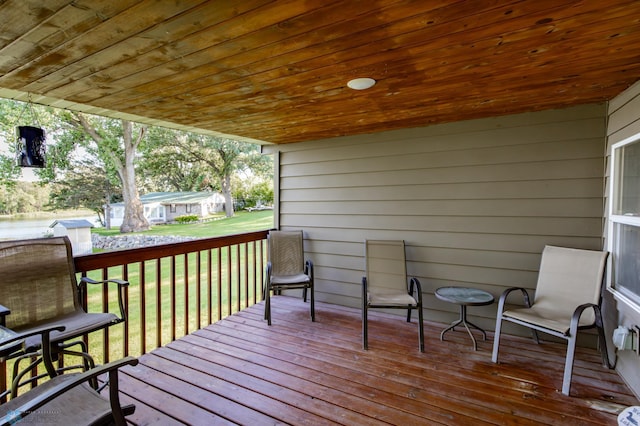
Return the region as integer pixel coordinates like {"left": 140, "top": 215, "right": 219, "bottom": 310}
{"left": 491, "top": 245, "right": 612, "bottom": 396}
{"left": 264, "top": 230, "right": 314, "bottom": 325}
{"left": 362, "top": 240, "right": 424, "bottom": 352}
{"left": 0, "top": 356, "right": 138, "bottom": 426}
{"left": 0, "top": 236, "right": 129, "bottom": 396}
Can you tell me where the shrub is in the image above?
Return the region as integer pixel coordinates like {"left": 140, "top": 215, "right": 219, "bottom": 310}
{"left": 174, "top": 215, "right": 199, "bottom": 224}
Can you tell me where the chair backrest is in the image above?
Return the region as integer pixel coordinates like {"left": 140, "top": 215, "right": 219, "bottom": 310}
{"left": 0, "top": 236, "right": 81, "bottom": 330}
{"left": 533, "top": 245, "right": 608, "bottom": 324}
{"left": 268, "top": 230, "right": 305, "bottom": 276}
{"left": 365, "top": 240, "right": 408, "bottom": 293}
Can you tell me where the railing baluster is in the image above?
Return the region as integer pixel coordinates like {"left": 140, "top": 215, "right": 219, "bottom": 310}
{"left": 235, "top": 244, "right": 241, "bottom": 313}
{"left": 123, "top": 263, "right": 129, "bottom": 359}
{"left": 244, "top": 243, "right": 249, "bottom": 309}
{"left": 217, "top": 248, "right": 222, "bottom": 322}
{"left": 196, "top": 251, "right": 202, "bottom": 330}
{"left": 184, "top": 253, "right": 189, "bottom": 336}
{"left": 155, "top": 259, "right": 162, "bottom": 350}
{"left": 170, "top": 256, "right": 176, "bottom": 342}
{"left": 207, "top": 249, "right": 212, "bottom": 325}
{"left": 140, "top": 261, "right": 146, "bottom": 355}
{"left": 226, "top": 246, "right": 232, "bottom": 317}
{"left": 101, "top": 267, "right": 110, "bottom": 363}
{"left": 252, "top": 241, "right": 257, "bottom": 305}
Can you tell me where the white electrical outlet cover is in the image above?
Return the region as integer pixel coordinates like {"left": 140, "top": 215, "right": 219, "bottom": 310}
{"left": 618, "top": 406, "right": 640, "bottom": 426}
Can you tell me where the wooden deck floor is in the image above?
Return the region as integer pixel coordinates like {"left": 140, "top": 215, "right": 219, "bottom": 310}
{"left": 118, "top": 296, "right": 638, "bottom": 425}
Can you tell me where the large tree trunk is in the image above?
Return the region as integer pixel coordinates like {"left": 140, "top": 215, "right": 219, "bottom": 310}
{"left": 222, "top": 174, "right": 234, "bottom": 218}
{"left": 74, "top": 115, "right": 149, "bottom": 233}
{"left": 119, "top": 121, "right": 149, "bottom": 233}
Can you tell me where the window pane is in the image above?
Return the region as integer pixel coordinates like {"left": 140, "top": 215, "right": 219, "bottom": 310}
{"left": 614, "top": 140, "right": 640, "bottom": 216}
{"left": 612, "top": 222, "right": 640, "bottom": 301}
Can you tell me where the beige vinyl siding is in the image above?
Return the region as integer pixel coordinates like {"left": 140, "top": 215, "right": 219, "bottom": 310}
{"left": 606, "top": 80, "right": 640, "bottom": 398}
{"left": 267, "top": 103, "right": 606, "bottom": 332}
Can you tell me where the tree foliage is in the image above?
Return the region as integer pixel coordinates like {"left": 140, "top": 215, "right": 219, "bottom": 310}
{"left": 0, "top": 99, "right": 274, "bottom": 224}
{"left": 0, "top": 181, "right": 50, "bottom": 214}
{"left": 144, "top": 129, "right": 271, "bottom": 217}
{"left": 47, "top": 164, "right": 122, "bottom": 226}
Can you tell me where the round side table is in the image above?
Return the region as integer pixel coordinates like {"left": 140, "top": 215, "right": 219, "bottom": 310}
{"left": 435, "top": 286, "right": 494, "bottom": 351}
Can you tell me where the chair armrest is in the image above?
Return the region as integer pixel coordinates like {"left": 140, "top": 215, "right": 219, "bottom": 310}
{"left": 1, "top": 325, "right": 65, "bottom": 349}
{"left": 79, "top": 277, "right": 130, "bottom": 322}
{"left": 570, "top": 303, "right": 599, "bottom": 332}
{"left": 570, "top": 303, "right": 613, "bottom": 369}
{"left": 305, "top": 260, "right": 313, "bottom": 279}
{"left": 0, "top": 356, "right": 138, "bottom": 426}
{"left": 409, "top": 277, "right": 423, "bottom": 304}
{"left": 496, "top": 286, "right": 532, "bottom": 314}
{"left": 80, "top": 277, "right": 129, "bottom": 287}
{"left": 266, "top": 261, "right": 272, "bottom": 281}
{"left": 0, "top": 325, "right": 66, "bottom": 393}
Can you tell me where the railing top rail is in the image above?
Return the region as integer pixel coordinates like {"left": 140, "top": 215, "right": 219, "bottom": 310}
{"left": 74, "top": 229, "right": 271, "bottom": 273}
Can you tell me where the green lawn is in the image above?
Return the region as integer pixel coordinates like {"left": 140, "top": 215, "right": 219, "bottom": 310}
{"left": 93, "top": 209, "right": 274, "bottom": 238}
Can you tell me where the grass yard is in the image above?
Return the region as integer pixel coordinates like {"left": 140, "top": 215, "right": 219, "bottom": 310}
{"left": 93, "top": 209, "right": 274, "bottom": 238}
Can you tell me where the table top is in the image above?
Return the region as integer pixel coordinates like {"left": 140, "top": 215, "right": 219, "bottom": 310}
{"left": 435, "top": 286, "right": 494, "bottom": 306}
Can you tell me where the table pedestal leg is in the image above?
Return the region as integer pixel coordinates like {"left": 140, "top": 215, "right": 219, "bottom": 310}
{"left": 439, "top": 305, "right": 487, "bottom": 350}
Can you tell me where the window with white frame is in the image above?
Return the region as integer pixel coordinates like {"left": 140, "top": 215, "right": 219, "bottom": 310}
{"left": 608, "top": 133, "right": 640, "bottom": 309}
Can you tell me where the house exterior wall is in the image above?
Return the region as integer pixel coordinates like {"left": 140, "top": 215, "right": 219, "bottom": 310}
{"left": 606, "top": 80, "right": 640, "bottom": 398}
{"left": 266, "top": 103, "right": 607, "bottom": 334}
{"left": 166, "top": 202, "right": 203, "bottom": 222}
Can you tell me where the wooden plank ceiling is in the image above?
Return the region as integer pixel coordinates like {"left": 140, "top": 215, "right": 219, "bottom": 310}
{"left": 0, "top": 0, "right": 639, "bottom": 145}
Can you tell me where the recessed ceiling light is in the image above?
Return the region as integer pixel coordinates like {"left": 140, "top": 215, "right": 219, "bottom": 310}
{"left": 347, "top": 77, "right": 376, "bottom": 90}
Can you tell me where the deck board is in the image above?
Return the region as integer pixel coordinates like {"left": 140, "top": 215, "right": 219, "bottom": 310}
{"left": 119, "top": 296, "right": 638, "bottom": 425}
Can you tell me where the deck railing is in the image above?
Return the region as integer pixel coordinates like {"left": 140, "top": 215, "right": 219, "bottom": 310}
{"left": 74, "top": 229, "right": 269, "bottom": 364}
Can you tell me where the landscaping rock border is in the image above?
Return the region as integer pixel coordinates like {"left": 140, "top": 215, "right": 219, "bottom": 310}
{"left": 92, "top": 234, "right": 197, "bottom": 250}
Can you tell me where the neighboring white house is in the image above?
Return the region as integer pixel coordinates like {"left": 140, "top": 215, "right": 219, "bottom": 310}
{"left": 50, "top": 219, "right": 94, "bottom": 255}
{"left": 107, "top": 192, "right": 225, "bottom": 228}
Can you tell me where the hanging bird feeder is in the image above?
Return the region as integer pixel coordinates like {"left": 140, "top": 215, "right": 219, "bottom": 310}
{"left": 15, "top": 96, "right": 46, "bottom": 168}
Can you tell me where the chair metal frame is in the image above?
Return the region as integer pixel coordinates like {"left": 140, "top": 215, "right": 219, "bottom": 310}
{"left": 362, "top": 239, "right": 424, "bottom": 352}
{"left": 491, "top": 245, "right": 613, "bottom": 395}
{"left": 0, "top": 356, "right": 138, "bottom": 426}
{"left": 263, "top": 230, "right": 315, "bottom": 325}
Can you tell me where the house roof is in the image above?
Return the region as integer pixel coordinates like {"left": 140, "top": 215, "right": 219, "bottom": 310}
{"left": 50, "top": 219, "right": 94, "bottom": 229}
{"left": 111, "top": 192, "right": 221, "bottom": 207}
{"left": 0, "top": 1, "right": 639, "bottom": 144}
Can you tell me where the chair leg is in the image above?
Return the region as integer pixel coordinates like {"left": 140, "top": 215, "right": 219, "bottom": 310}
{"left": 491, "top": 315, "right": 503, "bottom": 363}
{"left": 303, "top": 287, "right": 308, "bottom": 303}
{"left": 362, "top": 304, "right": 368, "bottom": 350}
{"left": 562, "top": 333, "right": 578, "bottom": 396}
{"left": 310, "top": 285, "right": 315, "bottom": 322}
{"left": 530, "top": 329, "right": 540, "bottom": 344}
{"left": 418, "top": 306, "right": 424, "bottom": 353}
{"left": 362, "top": 277, "right": 368, "bottom": 350}
{"left": 265, "top": 284, "right": 272, "bottom": 325}
{"left": 594, "top": 307, "right": 613, "bottom": 369}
